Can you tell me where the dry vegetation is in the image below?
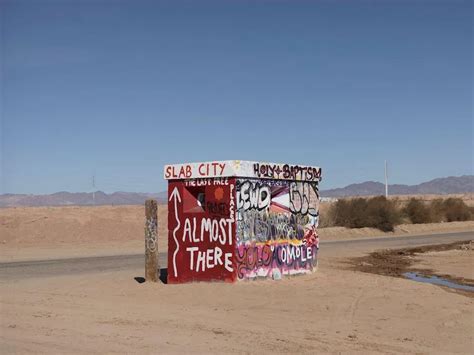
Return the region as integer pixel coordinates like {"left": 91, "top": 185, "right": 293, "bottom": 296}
{"left": 321, "top": 196, "right": 474, "bottom": 232}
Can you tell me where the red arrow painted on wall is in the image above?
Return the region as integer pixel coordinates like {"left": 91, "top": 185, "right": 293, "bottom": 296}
{"left": 169, "top": 187, "right": 182, "bottom": 278}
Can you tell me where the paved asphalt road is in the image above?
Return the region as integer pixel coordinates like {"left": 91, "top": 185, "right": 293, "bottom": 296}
{"left": 1, "top": 231, "right": 472, "bottom": 281}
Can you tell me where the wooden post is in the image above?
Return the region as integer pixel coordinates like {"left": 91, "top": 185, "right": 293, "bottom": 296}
{"left": 145, "top": 199, "right": 158, "bottom": 282}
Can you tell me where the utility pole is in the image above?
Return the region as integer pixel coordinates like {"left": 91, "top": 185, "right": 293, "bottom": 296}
{"left": 92, "top": 174, "right": 96, "bottom": 205}
{"left": 384, "top": 160, "right": 388, "bottom": 198}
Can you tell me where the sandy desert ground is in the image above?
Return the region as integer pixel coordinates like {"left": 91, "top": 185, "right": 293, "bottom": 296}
{"left": 414, "top": 245, "right": 473, "bottom": 280}
{"left": 1, "top": 205, "right": 473, "bottom": 353}
{"left": 1, "top": 245, "right": 473, "bottom": 354}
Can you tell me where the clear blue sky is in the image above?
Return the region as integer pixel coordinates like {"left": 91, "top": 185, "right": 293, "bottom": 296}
{"left": 1, "top": 0, "right": 472, "bottom": 194}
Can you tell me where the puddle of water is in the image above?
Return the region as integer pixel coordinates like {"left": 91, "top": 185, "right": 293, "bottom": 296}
{"left": 404, "top": 272, "right": 474, "bottom": 292}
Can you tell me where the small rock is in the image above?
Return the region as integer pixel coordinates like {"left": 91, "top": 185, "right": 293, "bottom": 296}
{"left": 272, "top": 270, "right": 282, "bottom": 280}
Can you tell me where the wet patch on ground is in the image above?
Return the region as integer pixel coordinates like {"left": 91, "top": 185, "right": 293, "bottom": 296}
{"left": 403, "top": 272, "right": 474, "bottom": 292}
{"left": 349, "top": 240, "right": 474, "bottom": 297}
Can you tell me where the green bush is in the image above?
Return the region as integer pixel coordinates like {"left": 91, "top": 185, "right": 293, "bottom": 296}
{"left": 404, "top": 198, "right": 432, "bottom": 224}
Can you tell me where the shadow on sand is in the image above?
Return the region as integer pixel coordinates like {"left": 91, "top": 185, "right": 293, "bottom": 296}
{"left": 134, "top": 268, "right": 168, "bottom": 284}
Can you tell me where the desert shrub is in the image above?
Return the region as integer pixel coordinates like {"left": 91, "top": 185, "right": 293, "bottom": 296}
{"left": 329, "top": 199, "right": 350, "bottom": 228}
{"left": 442, "top": 198, "right": 472, "bottom": 222}
{"left": 347, "top": 198, "right": 370, "bottom": 228}
{"left": 330, "top": 196, "right": 399, "bottom": 232}
{"left": 365, "top": 196, "right": 400, "bottom": 232}
{"left": 318, "top": 202, "right": 336, "bottom": 228}
{"left": 324, "top": 196, "right": 472, "bottom": 230}
{"left": 429, "top": 198, "right": 446, "bottom": 223}
{"left": 404, "top": 198, "right": 432, "bottom": 224}
{"left": 331, "top": 198, "right": 366, "bottom": 229}
{"left": 419, "top": 197, "right": 472, "bottom": 222}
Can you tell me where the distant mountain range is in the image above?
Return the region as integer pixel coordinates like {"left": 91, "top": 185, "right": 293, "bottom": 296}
{"left": 320, "top": 175, "right": 473, "bottom": 197}
{"left": 0, "top": 191, "right": 168, "bottom": 208}
{"left": 0, "top": 176, "right": 472, "bottom": 207}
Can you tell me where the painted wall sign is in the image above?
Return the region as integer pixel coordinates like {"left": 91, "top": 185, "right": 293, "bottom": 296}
{"left": 166, "top": 161, "right": 321, "bottom": 283}
{"left": 164, "top": 162, "right": 232, "bottom": 180}
{"left": 164, "top": 160, "right": 322, "bottom": 182}
{"left": 167, "top": 178, "right": 237, "bottom": 283}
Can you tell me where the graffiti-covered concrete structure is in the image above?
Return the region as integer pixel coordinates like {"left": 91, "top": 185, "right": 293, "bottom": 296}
{"left": 164, "top": 160, "right": 322, "bottom": 284}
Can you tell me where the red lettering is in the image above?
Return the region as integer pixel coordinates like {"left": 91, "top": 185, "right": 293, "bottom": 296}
{"left": 198, "top": 163, "right": 206, "bottom": 176}
{"left": 186, "top": 165, "right": 192, "bottom": 178}
{"left": 165, "top": 166, "right": 172, "bottom": 178}
{"left": 211, "top": 162, "right": 219, "bottom": 175}
{"left": 218, "top": 163, "right": 226, "bottom": 176}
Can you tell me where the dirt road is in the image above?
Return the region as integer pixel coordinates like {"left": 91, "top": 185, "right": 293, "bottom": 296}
{"left": 1, "top": 231, "right": 472, "bottom": 281}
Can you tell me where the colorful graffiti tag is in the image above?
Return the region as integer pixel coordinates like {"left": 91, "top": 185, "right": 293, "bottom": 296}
{"left": 165, "top": 161, "right": 321, "bottom": 283}
{"left": 235, "top": 179, "right": 319, "bottom": 280}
